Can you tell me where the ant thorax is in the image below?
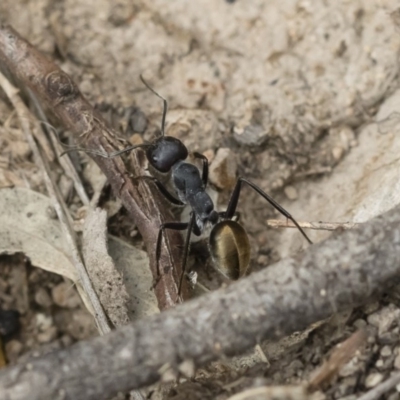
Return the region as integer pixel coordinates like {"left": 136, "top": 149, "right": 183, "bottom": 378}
{"left": 171, "top": 160, "right": 218, "bottom": 231}
{"left": 170, "top": 159, "right": 202, "bottom": 200}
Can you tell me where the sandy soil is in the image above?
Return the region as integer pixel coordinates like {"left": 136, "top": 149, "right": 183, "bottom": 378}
{"left": 1, "top": 1, "right": 400, "bottom": 399}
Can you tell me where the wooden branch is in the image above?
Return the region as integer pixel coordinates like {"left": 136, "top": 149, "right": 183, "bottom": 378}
{"left": 1, "top": 203, "right": 400, "bottom": 400}
{"left": 0, "top": 23, "right": 188, "bottom": 309}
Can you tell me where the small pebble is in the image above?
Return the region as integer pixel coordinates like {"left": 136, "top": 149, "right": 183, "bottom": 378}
{"left": 353, "top": 319, "right": 367, "bottom": 330}
{"left": 233, "top": 124, "right": 269, "bottom": 147}
{"left": 37, "top": 326, "right": 58, "bottom": 344}
{"left": 339, "top": 359, "right": 359, "bottom": 377}
{"left": 34, "top": 288, "right": 53, "bottom": 308}
{"left": 129, "top": 133, "right": 144, "bottom": 146}
{"left": 5, "top": 339, "right": 23, "bottom": 362}
{"left": 394, "top": 352, "right": 400, "bottom": 369}
{"left": 209, "top": 148, "right": 237, "bottom": 190}
{"left": 381, "top": 346, "right": 392, "bottom": 357}
{"left": 52, "top": 282, "right": 81, "bottom": 309}
{"left": 178, "top": 359, "right": 195, "bottom": 378}
{"left": 367, "top": 305, "right": 400, "bottom": 335}
{"left": 129, "top": 108, "right": 147, "bottom": 134}
{"left": 332, "top": 146, "right": 344, "bottom": 161}
{"left": 257, "top": 255, "right": 269, "bottom": 266}
{"left": 161, "top": 367, "right": 178, "bottom": 382}
{"left": 284, "top": 185, "right": 298, "bottom": 200}
{"left": 79, "top": 80, "right": 92, "bottom": 94}
{"left": 365, "top": 372, "right": 383, "bottom": 388}
{"left": 35, "top": 313, "right": 53, "bottom": 331}
{"left": 367, "top": 334, "right": 377, "bottom": 344}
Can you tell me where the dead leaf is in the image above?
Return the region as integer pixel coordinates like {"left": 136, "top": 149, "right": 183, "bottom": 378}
{"left": 0, "top": 187, "right": 158, "bottom": 321}
{"left": 82, "top": 207, "right": 130, "bottom": 327}
{"left": 0, "top": 187, "right": 92, "bottom": 311}
{"left": 0, "top": 187, "right": 77, "bottom": 280}
{"left": 108, "top": 236, "right": 159, "bottom": 320}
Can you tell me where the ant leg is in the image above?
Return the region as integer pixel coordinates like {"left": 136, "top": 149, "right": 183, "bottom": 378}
{"left": 155, "top": 212, "right": 195, "bottom": 295}
{"left": 134, "top": 176, "right": 184, "bottom": 206}
{"left": 179, "top": 212, "right": 196, "bottom": 294}
{"left": 225, "top": 177, "right": 312, "bottom": 244}
{"left": 60, "top": 143, "right": 152, "bottom": 158}
{"left": 193, "top": 152, "right": 209, "bottom": 187}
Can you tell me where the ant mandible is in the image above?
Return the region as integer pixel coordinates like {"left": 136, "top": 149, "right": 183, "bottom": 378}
{"left": 68, "top": 75, "right": 312, "bottom": 293}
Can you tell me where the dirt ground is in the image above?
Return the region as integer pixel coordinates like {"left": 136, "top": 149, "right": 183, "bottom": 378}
{"left": 1, "top": 1, "right": 400, "bottom": 399}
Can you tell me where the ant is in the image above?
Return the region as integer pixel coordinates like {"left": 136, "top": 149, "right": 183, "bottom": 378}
{"left": 64, "top": 75, "right": 312, "bottom": 293}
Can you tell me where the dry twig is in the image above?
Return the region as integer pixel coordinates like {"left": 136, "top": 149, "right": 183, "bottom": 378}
{"left": 307, "top": 330, "right": 367, "bottom": 391}
{"left": 0, "top": 23, "right": 188, "bottom": 309}
{"left": 0, "top": 71, "right": 111, "bottom": 334}
{"left": 226, "top": 385, "right": 316, "bottom": 400}
{"left": 28, "top": 89, "right": 90, "bottom": 206}
{"left": 0, "top": 202, "right": 400, "bottom": 399}
{"left": 266, "top": 219, "right": 359, "bottom": 231}
{"left": 357, "top": 372, "right": 400, "bottom": 400}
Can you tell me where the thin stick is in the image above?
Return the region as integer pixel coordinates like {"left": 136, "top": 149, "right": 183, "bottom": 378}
{"left": 27, "top": 89, "right": 90, "bottom": 205}
{"left": 357, "top": 372, "right": 400, "bottom": 400}
{"left": 0, "top": 71, "right": 111, "bottom": 335}
{"left": 266, "top": 219, "right": 359, "bottom": 231}
{"left": 307, "top": 330, "right": 367, "bottom": 391}
{"left": 226, "top": 386, "right": 312, "bottom": 400}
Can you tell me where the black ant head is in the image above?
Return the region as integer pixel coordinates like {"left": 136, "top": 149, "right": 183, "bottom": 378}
{"left": 140, "top": 75, "right": 189, "bottom": 172}
{"left": 147, "top": 136, "right": 188, "bottom": 173}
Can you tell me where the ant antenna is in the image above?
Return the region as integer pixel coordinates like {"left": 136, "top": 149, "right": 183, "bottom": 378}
{"left": 140, "top": 74, "right": 167, "bottom": 137}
